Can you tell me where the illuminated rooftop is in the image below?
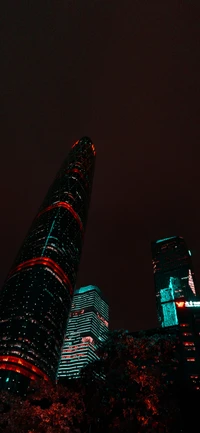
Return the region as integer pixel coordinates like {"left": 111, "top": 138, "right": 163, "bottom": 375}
{"left": 74, "top": 285, "right": 101, "bottom": 296}
{"left": 156, "top": 236, "right": 177, "bottom": 244}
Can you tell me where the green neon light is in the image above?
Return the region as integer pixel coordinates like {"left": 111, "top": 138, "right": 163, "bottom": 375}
{"left": 41, "top": 218, "right": 56, "bottom": 256}
{"left": 161, "top": 300, "right": 178, "bottom": 328}
{"left": 156, "top": 236, "right": 176, "bottom": 244}
{"left": 160, "top": 277, "right": 179, "bottom": 328}
{"left": 188, "top": 250, "right": 192, "bottom": 256}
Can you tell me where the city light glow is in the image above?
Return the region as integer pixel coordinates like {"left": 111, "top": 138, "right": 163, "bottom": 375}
{"left": 156, "top": 236, "right": 176, "bottom": 244}
{"left": 175, "top": 301, "right": 185, "bottom": 308}
{"left": 185, "top": 301, "right": 200, "bottom": 307}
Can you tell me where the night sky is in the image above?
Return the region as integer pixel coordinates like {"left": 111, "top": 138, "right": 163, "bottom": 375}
{"left": 1, "top": 1, "right": 200, "bottom": 332}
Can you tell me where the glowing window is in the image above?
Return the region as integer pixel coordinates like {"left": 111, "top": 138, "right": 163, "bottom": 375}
{"left": 184, "top": 347, "right": 196, "bottom": 351}
{"left": 188, "top": 270, "right": 196, "bottom": 296}
{"left": 183, "top": 342, "right": 195, "bottom": 346}
{"left": 176, "top": 301, "right": 185, "bottom": 308}
{"left": 82, "top": 336, "right": 94, "bottom": 344}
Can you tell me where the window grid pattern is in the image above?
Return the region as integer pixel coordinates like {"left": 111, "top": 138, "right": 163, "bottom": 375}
{"left": 0, "top": 137, "right": 96, "bottom": 386}
{"left": 151, "top": 237, "right": 196, "bottom": 328}
{"left": 57, "top": 285, "right": 109, "bottom": 379}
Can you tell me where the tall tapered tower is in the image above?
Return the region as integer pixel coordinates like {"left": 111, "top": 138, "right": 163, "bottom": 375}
{"left": 0, "top": 137, "right": 96, "bottom": 393}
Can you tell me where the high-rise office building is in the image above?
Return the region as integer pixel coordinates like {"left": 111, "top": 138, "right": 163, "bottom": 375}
{"left": 175, "top": 299, "right": 200, "bottom": 431}
{"left": 175, "top": 299, "right": 200, "bottom": 391}
{"left": 57, "top": 285, "right": 109, "bottom": 379}
{"left": 151, "top": 236, "right": 196, "bottom": 328}
{"left": 0, "top": 137, "right": 96, "bottom": 392}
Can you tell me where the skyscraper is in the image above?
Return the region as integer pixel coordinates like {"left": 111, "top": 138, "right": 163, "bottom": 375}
{"left": 0, "top": 137, "right": 96, "bottom": 392}
{"left": 175, "top": 299, "right": 200, "bottom": 431}
{"left": 175, "top": 299, "right": 200, "bottom": 391}
{"left": 151, "top": 236, "right": 196, "bottom": 328}
{"left": 57, "top": 285, "right": 109, "bottom": 380}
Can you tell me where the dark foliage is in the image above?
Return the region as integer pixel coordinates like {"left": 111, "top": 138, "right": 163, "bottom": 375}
{"left": 0, "top": 329, "right": 184, "bottom": 433}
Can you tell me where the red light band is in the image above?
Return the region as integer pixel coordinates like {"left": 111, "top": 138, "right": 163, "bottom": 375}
{"left": 37, "top": 202, "right": 83, "bottom": 234}
{"left": 0, "top": 356, "right": 50, "bottom": 381}
{"left": 7, "top": 257, "right": 73, "bottom": 295}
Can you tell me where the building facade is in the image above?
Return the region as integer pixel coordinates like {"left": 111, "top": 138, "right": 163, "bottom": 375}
{"left": 0, "top": 137, "right": 96, "bottom": 392}
{"left": 57, "top": 285, "right": 109, "bottom": 379}
{"left": 175, "top": 299, "right": 200, "bottom": 431}
{"left": 151, "top": 236, "right": 196, "bottom": 328}
{"left": 175, "top": 299, "right": 200, "bottom": 391}
{"left": 129, "top": 304, "right": 200, "bottom": 433}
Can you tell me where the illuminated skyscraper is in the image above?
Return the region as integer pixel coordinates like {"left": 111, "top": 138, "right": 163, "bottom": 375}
{"left": 175, "top": 299, "right": 200, "bottom": 389}
{"left": 151, "top": 236, "right": 196, "bottom": 328}
{"left": 0, "top": 137, "right": 96, "bottom": 392}
{"left": 175, "top": 299, "right": 200, "bottom": 431}
{"left": 57, "top": 285, "right": 109, "bottom": 379}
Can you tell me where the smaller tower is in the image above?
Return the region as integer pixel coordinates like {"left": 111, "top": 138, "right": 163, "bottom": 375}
{"left": 57, "top": 285, "right": 109, "bottom": 379}
{"left": 175, "top": 299, "right": 200, "bottom": 430}
{"left": 176, "top": 298, "right": 200, "bottom": 390}
{"left": 151, "top": 236, "right": 196, "bottom": 328}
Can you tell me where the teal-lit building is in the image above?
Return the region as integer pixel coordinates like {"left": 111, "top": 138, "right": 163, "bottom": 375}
{"left": 57, "top": 285, "right": 109, "bottom": 379}
{"left": 151, "top": 236, "right": 196, "bottom": 328}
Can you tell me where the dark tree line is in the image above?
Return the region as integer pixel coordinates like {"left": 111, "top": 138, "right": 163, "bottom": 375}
{"left": 0, "top": 330, "right": 185, "bottom": 433}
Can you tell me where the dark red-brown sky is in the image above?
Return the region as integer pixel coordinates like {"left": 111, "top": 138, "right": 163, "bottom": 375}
{"left": 1, "top": 0, "right": 200, "bottom": 332}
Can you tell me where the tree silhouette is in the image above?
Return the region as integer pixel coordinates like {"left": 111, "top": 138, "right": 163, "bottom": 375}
{"left": 0, "top": 379, "right": 86, "bottom": 433}
{"left": 80, "top": 329, "right": 182, "bottom": 432}
{"left": 0, "top": 329, "right": 182, "bottom": 433}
